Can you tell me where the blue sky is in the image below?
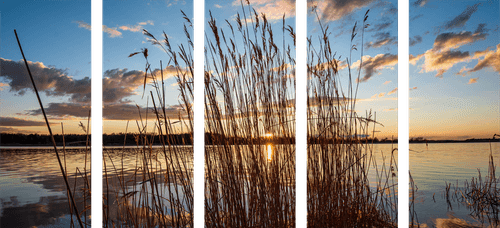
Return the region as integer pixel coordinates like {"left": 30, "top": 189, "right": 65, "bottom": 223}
{"left": 2, "top": 0, "right": 496, "bottom": 139}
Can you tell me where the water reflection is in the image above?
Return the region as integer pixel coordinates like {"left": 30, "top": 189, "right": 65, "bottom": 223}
{"left": 0, "top": 148, "right": 90, "bottom": 227}
{"left": 267, "top": 144, "right": 273, "bottom": 161}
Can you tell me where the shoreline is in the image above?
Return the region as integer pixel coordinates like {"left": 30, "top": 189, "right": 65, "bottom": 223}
{"left": 1, "top": 139, "right": 498, "bottom": 148}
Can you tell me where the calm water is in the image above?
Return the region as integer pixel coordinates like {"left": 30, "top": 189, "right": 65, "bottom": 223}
{"left": 14, "top": 143, "right": 496, "bottom": 227}
{"left": 0, "top": 147, "right": 91, "bottom": 228}
{"left": 410, "top": 142, "right": 500, "bottom": 227}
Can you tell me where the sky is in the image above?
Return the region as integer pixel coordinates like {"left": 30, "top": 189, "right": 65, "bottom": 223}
{"left": 2, "top": 0, "right": 495, "bottom": 139}
{"left": 1, "top": 0, "right": 91, "bottom": 135}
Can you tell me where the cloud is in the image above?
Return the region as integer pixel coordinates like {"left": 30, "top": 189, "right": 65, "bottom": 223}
{"left": 371, "top": 92, "right": 385, "bottom": 98}
{"left": 424, "top": 49, "right": 470, "bottom": 78}
{"left": 310, "top": 59, "right": 348, "bottom": 76}
{"left": 383, "top": 108, "right": 397, "bottom": 112}
{"left": 412, "top": 0, "right": 429, "bottom": 7}
{"left": 214, "top": 4, "right": 222, "bottom": 8}
{"left": 409, "top": 35, "right": 422, "bottom": 46}
{"left": 410, "top": 87, "right": 417, "bottom": 91}
{"left": 467, "top": 77, "right": 478, "bottom": 84}
{"left": 0, "top": 58, "right": 185, "bottom": 103}
{"left": 119, "top": 21, "right": 154, "bottom": 32}
{"left": 387, "top": 87, "right": 397, "bottom": 95}
{"left": 0, "top": 126, "right": 38, "bottom": 134}
{"left": 386, "top": 5, "right": 397, "bottom": 15}
{"left": 383, "top": 81, "right": 391, "bottom": 85}
{"left": 103, "top": 103, "right": 186, "bottom": 120}
{"left": 74, "top": 21, "right": 122, "bottom": 38}
{"left": 468, "top": 44, "right": 500, "bottom": 74}
{"left": 119, "top": 25, "right": 144, "bottom": 32}
{"left": 103, "top": 25, "right": 122, "bottom": 38}
{"left": 236, "top": 0, "right": 370, "bottom": 22}
{"left": 73, "top": 21, "right": 91, "bottom": 30}
{"left": 25, "top": 102, "right": 186, "bottom": 120}
{"left": 432, "top": 30, "right": 486, "bottom": 52}
{"left": 0, "top": 117, "right": 53, "bottom": 126}
{"left": 371, "top": 0, "right": 396, "bottom": 14}
{"left": 456, "top": 66, "right": 470, "bottom": 77}
{"left": 474, "top": 23, "right": 489, "bottom": 34}
{"left": 138, "top": 20, "right": 154, "bottom": 26}
{"left": 352, "top": 53, "right": 398, "bottom": 82}
{"left": 410, "top": 14, "right": 423, "bottom": 21}
{"left": 367, "top": 21, "right": 393, "bottom": 32}
{"left": 310, "top": 0, "right": 375, "bottom": 22}
{"left": 103, "top": 66, "right": 187, "bottom": 103}
{"left": 441, "top": 3, "right": 480, "bottom": 30}
{"left": 234, "top": 0, "right": 295, "bottom": 21}
{"left": 417, "top": 27, "right": 488, "bottom": 77}
{"left": 27, "top": 103, "right": 90, "bottom": 118}
{"left": 366, "top": 32, "right": 397, "bottom": 49}
{"left": 409, "top": 54, "right": 424, "bottom": 65}
{"left": 0, "top": 82, "right": 8, "bottom": 91}
{"left": 0, "top": 58, "right": 91, "bottom": 103}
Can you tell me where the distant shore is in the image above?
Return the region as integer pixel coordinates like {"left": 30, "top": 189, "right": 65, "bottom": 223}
{"left": 1, "top": 133, "right": 498, "bottom": 147}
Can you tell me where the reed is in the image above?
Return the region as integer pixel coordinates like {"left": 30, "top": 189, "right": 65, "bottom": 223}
{"left": 104, "top": 1, "right": 397, "bottom": 227}
{"left": 442, "top": 144, "right": 499, "bottom": 227}
{"left": 122, "top": 3, "right": 416, "bottom": 227}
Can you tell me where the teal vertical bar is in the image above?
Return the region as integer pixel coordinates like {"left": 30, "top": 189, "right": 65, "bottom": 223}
{"left": 194, "top": 0, "right": 205, "bottom": 228}
{"left": 295, "top": 0, "right": 307, "bottom": 228}
{"left": 91, "top": 0, "right": 103, "bottom": 227}
{"left": 398, "top": 0, "right": 408, "bottom": 228}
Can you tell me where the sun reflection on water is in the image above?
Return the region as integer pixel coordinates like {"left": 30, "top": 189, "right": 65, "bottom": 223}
{"left": 266, "top": 144, "right": 272, "bottom": 161}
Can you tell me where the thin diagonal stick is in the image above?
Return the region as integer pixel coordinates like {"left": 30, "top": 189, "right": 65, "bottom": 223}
{"left": 14, "top": 29, "right": 85, "bottom": 228}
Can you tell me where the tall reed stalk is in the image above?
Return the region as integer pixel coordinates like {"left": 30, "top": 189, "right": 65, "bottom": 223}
{"left": 15, "top": 29, "right": 89, "bottom": 228}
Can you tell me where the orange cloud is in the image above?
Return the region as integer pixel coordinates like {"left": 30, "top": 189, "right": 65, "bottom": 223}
{"left": 0, "top": 82, "right": 8, "bottom": 91}
{"left": 467, "top": 77, "right": 478, "bottom": 84}
{"left": 366, "top": 32, "right": 397, "bottom": 49}
{"left": 416, "top": 26, "right": 488, "bottom": 77}
{"left": 311, "top": 0, "right": 375, "bottom": 22}
{"left": 456, "top": 66, "right": 471, "bottom": 77}
{"left": 119, "top": 21, "right": 154, "bottom": 32}
{"left": 234, "top": 0, "right": 295, "bottom": 21}
{"left": 73, "top": 21, "right": 122, "bottom": 38}
{"left": 468, "top": 44, "right": 500, "bottom": 74}
{"left": 387, "top": 87, "right": 397, "bottom": 95}
{"left": 371, "top": 92, "right": 386, "bottom": 98}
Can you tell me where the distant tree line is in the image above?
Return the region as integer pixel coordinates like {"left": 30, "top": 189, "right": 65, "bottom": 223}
{"left": 0, "top": 133, "right": 193, "bottom": 146}
{"left": 2, "top": 133, "right": 496, "bottom": 146}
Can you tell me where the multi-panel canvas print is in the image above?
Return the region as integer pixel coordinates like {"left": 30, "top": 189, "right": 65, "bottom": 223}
{"left": 2, "top": 1, "right": 500, "bottom": 227}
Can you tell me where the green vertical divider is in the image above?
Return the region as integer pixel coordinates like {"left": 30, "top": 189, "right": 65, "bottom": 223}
{"left": 194, "top": 0, "right": 205, "bottom": 228}
{"left": 295, "top": 0, "right": 307, "bottom": 228}
{"left": 398, "top": 0, "right": 408, "bottom": 228}
{"left": 92, "top": 0, "right": 102, "bottom": 228}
